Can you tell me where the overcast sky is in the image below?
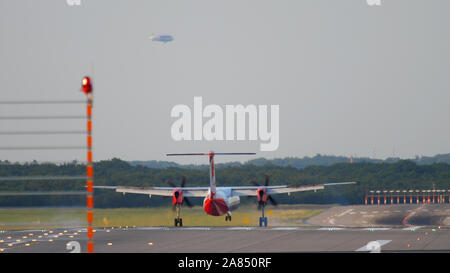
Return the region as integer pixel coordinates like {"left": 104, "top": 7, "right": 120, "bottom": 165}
{"left": 1, "top": 0, "right": 449, "bottom": 164}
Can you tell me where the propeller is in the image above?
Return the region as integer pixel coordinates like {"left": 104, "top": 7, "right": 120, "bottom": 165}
{"left": 166, "top": 179, "right": 177, "bottom": 188}
{"left": 267, "top": 195, "right": 277, "bottom": 206}
{"left": 264, "top": 174, "right": 270, "bottom": 186}
{"left": 251, "top": 174, "right": 278, "bottom": 208}
{"left": 166, "top": 175, "right": 193, "bottom": 209}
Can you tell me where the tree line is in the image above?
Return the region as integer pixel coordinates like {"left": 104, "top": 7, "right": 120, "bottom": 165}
{"left": 130, "top": 153, "right": 450, "bottom": 169}
{"left": 0, "top": 158, "right": 449, "bottom": 207}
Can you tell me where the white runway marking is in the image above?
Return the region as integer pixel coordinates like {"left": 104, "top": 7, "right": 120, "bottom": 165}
{"left": 271, "top": 227, "right": 299, "bottom": 230}
{"left": 337, "top": 209, "right": 353, "bottom": 217}
{"left": 135, "top": 227, "right": 170, "bottom": 230}
{"left": 6, "top": 241, "right": 23, "bottom": 246}
{"left": 403, "top": 226, "right": 423, "bottom": 231}
{"left": 182, "top": 227, "right": 211, "bottom": 230}
{"left": 226, "top": 227, "right": 254, "bottom": 230}
{"left": 5, "top": 225, "right": 435, "bottom": 235}
{"left": 363, "top": 227, "right": 391, "bottom": 231}
{"left": 356, "top": 240, "right": 392, "bottom": 252}
{"left": 317, "top": 227, "right": 345, "bottom": 231}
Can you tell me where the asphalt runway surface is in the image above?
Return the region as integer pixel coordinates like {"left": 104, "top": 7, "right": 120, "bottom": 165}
{"left": 1, "top": 204, "right": 449, "bottom": 253}
{"left": 2, "top": 225, "right": 450, "bottom": 253}
{"left": 307, "top": 204, "right": 450, "bottom": 227}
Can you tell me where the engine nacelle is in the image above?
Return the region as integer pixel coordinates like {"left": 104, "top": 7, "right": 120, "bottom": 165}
{"left": 172, "top": 189, "right": 183, "bottom": 205}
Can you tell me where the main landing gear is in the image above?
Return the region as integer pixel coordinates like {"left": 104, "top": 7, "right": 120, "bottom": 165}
{"left": 174, "top": 204, "right": 183, "bottom": 227}
{"left": 225, "top": 212, "right": 232, "bottom": 222}
{"left": 174, "top": 218, "right": 183, "bottom": 227}
{"left": 259, "top": 204, "right": 268, "bottom": 227}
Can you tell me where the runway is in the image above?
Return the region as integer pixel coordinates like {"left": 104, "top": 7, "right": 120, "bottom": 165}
{"left": 2, "top": 204, "right": 450, "bottom": 253}
{"left": 1, "top": 225, "right": 449, "bottom": 253}
{"left": 307, "top": 204, "right": 450, "bottom": 227}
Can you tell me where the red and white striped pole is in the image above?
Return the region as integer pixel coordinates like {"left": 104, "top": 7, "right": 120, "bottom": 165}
{"left": 82, "top": 76, "right": 94, "bottom": 253}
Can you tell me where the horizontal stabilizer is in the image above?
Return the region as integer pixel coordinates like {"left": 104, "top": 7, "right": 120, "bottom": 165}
{"left": 167, "top": 152, "right": 256, "bottom": 156}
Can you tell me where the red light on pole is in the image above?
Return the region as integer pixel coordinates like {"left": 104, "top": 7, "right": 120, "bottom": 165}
{"left": 81, "top": 76, "right": 93, "bottom": 94}
{"left": 81, "top": 75, "right": 94, "bottom": 252}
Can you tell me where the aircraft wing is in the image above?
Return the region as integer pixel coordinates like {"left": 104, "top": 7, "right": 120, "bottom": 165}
{"left": 231, "top": 182, "right": 356, "bottom": 196}
{"left": 94, "top": 182, "right": 355, "bottom": 197}
{"left": 93, "top": 186, "right": 210, "bottom": 197}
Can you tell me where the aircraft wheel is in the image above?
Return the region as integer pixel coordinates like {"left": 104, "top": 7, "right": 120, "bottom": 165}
{"left": 264, "top": 217, "right": 268, "bottom": 227}
{"left": 259, "top": 217, "right": 263, "bottom": 227}
{"left": 179, "top": 218, "right": 183, "bottom": 227}
{"left": 174, "top": 219, "right": 178, "bottom": 227}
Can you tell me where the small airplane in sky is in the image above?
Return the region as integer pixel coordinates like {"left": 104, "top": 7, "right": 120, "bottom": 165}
{"left": 95, "top": 151, "right": 356, "bottom": 227}
{"left": 149, "top": 34, "right": 174, "bottom": 43}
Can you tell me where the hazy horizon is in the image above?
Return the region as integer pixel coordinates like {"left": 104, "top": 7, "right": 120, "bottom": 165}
{"left": 1, "top": 0, "right": 449, "bottom": 165}
{"left": 2, "top": 152, "right": 448, "bottom": 166}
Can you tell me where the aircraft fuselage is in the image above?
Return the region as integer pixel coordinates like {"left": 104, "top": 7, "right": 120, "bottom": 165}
{"left": 203, "top": 187, "right": 240, "bottom": 216}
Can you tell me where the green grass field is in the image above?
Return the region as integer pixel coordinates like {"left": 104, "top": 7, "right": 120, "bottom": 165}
{"left": 0, "top": 205, "right": 324, "bottom": 230}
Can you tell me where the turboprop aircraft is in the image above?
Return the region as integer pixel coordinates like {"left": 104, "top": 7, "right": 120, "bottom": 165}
{"left": 95, "top": 152, "right": 356, "bottom": 227}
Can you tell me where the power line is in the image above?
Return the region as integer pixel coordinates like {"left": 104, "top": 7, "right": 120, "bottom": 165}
{"left": 0, "top": 191, "right": 86, "bottom": 196}
{"left": 0, "top": 115, "right": 85, "bottom": 120}
{"left": 0, "top": 176, "right": 86, "bottom": 181}
{"left": 0, "top": 130, "right": 86, "bottom": 135}
{"left": 0, "top": 100, "right": 86, "bottom": 105}
{"left": 0, "top": 146, "right": 85, "bottom": 150}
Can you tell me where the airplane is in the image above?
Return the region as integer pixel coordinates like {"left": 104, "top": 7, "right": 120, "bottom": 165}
{"left": 94, "top": 151, "right": 356, "bottom": 227}
{"left": 149, "top": 34, "right": 174, "bottom": 43}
